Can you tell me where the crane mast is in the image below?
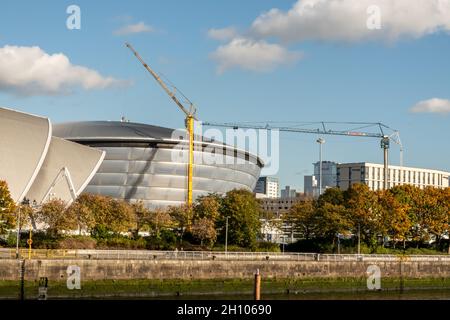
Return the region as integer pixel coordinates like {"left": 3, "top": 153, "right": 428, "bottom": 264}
{"left": 125, "top": 43, "right": 196, "bottom": 205}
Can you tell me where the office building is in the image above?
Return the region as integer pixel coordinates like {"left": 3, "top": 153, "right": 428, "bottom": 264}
{"left": 337, "top": 162, "right": 450, "bottom": 191}
{"left": 254, "top": 176, "right": 279, "bottom": 198}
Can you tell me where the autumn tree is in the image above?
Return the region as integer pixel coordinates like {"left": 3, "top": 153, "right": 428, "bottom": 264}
{"left": 191, "top": 217, "right": 217, "bottom": 247}
{"left": 193, "top": 193, "right": 221, "bottom": 222}
{"left": 421, "top": 187, "right": 449, "bottom": 248}
{"left": 344, "top": 183, "right": 382, "bottom": 249}
{"left": 168, "top": 204, "right": 193, "bottom": 240}
{"left": 106, "top": 199, "right": 135, "bottom": 234}
{"left": 0, "top": 181, "right": 16, "bottom": 234}
{"left": 130, "top": 201, "right": 152, "bottom": 238}
{"left": 378, "top": 190, "right": 411, "bottom": 248}
{"left": 68, "top": 194, "right": 134, "bottom": 236}
{"left": 148, "top": 209, "right": 174, "bottom": 238}
{"left": 68, "top": 193, "right": 110, "bottom": 233}
{"left": 36, "top": 199, "right": 77, "bottom": 236}
{"left": 389, "top": 185, "right": 421, "bottom": 244}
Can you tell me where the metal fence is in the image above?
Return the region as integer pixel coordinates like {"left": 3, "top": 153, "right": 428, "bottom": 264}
{"left": 0, "top": 248, "right": 449, "bottom": 262}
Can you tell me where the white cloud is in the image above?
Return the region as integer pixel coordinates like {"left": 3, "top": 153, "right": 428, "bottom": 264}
{"left": 114, "top": 22, "right": 153, "bottom": 36}
{"left": 251, "top": 0, "right": 450, "bottom": 43}
{"left": 410, "top": 98, "right": 450, "bottom": 114}
{"left": 210, "top": 37, "right": 302, "bottom": 74}
{"left": 207, "top": 27, "right": 238, "bottom": 41}
{"left": 0, "top": 45, "right": 127, "bottom": 96}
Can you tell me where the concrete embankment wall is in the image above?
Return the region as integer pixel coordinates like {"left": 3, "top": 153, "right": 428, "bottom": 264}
{"left": 0, "top": 259, "right": 449, "bottom": 281}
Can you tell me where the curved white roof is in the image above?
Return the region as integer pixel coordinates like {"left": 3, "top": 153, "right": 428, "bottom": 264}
{"left": 0, "top": 107, "right": 51, "bottom": 202}
{"left": 26, "top": 137, "right": 105, "bottom": 205}
{"left": 0, "top": 107, "right": 105, "bottom": 205}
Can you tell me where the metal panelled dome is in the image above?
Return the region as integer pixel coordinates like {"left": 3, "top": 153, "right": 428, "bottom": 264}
{"left": 53, "top": 121, "right": 263, "bottom": 208}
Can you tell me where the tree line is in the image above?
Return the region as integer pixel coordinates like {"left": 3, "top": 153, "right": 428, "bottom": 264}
{"left": 286, "top": 184, "right": 450, "bottom": 252}
{"left": 0, "top": 180, "right": 263, "bottom": 250}
{"left": 1, "top": 179, "right": 449, "bottom": 252}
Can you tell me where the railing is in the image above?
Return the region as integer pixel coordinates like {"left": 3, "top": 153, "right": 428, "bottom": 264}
{"left": 0, "top": 248, "right": 449, "bottom": 262}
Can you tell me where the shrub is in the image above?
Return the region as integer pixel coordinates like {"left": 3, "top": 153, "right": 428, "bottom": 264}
{"left": 91, "top": 225, "right": 114, "bottom": 240}
{"left": 256, "top": 241, "right": 281, "bottom": 252}
{"left": 212, "top": 245, "right": 251, "bottom": 252}
{"left": 145, "top": 230, "right": 178, "bottom": 250}
{"left": 96, "top": 237, "right": 147, "bottom": 250}
{"left": 57, "top": 236, "right": 97, "bottom": 249}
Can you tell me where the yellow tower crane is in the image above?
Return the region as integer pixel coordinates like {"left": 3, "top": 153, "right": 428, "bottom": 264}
{"left": 125, "top": 43, "right": 197, "bottom": 205}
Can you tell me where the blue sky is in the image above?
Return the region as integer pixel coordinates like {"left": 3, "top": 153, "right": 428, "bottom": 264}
{"left": 0, "top": 0, "right": 449, "bottom": 191}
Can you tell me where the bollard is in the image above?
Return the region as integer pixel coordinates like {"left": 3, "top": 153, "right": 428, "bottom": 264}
{"left": 254, "top": 269, "right": 261, "bottom": 300}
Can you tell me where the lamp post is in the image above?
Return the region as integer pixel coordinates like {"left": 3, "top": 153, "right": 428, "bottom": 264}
{"left": 316, "top": 138, "right": 325, "bottom": 197}
{"left": 357, "top": 224, "right": 361, "bottom": 256}
{"left": 16, "top": 198, "right": 30, "bottom": 259}
{"left": 225, "top": 216, "right": 230, "bottom": 254}
{"left": 337, "top": 233, "right": 341, "bottom": 255}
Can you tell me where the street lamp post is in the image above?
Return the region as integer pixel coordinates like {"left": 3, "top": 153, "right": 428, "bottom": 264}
{"left": 225, "top": 216, "right": 230, "bottom": 254}
{"left": 358, "top": 224, "right": 361, "bottom": 256}
{"left": 316, "top": 138, "right": 325, "bottom": 197}
{"left": 16, "top": 198, "right": 30, "bottom": 259}
{"left": 337, "top": 234, "right": 341, "bottom": 254}
{"left": 15, "top": 206, "right": 21, "bottom": 259}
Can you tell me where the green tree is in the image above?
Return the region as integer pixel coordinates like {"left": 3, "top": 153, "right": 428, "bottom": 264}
{"left": 318, "top": 187, "right": 345, "bottom": 206}
{"left": 316, "top": 202, "right": 352, "bottom": 241}
{"left": 0, "top": 181, "right": 16, "bottom": 234}
{"left": 193, "top": 193, "right": 221, "bottom": 222}
{"left": 285, "top": 199, "right": 318, "bottom": 240}
{"left": 218, "top": 189, "right": 261, "bottom": 249}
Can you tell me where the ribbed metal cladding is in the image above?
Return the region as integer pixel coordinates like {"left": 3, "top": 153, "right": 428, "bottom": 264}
{"left": 53, "top": 121, "right": 263, "bottom": 209}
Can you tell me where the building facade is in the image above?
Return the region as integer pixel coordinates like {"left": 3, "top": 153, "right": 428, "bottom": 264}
{"left": 254, "top": 176, "right": 279, "bottom": 198}
{"left": 337, "top": 162, "right": 450, "bottom": 191}
{"left": 304, "top": 161, "right": 338, "bottom": 197}
{"left": 259, "top": 195, "right": 309, "bottom": 244}
{"left": 281, "top": 185, "right": 297, "bottom": 198}
{"left": 303, "top": 175, "right": 318, "bottom": 197}
{"left": 314, "top": 161, "right": 338, "bottom": 189}
{"left": 259, "top": 195, "right": 309, "bottom": 216}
